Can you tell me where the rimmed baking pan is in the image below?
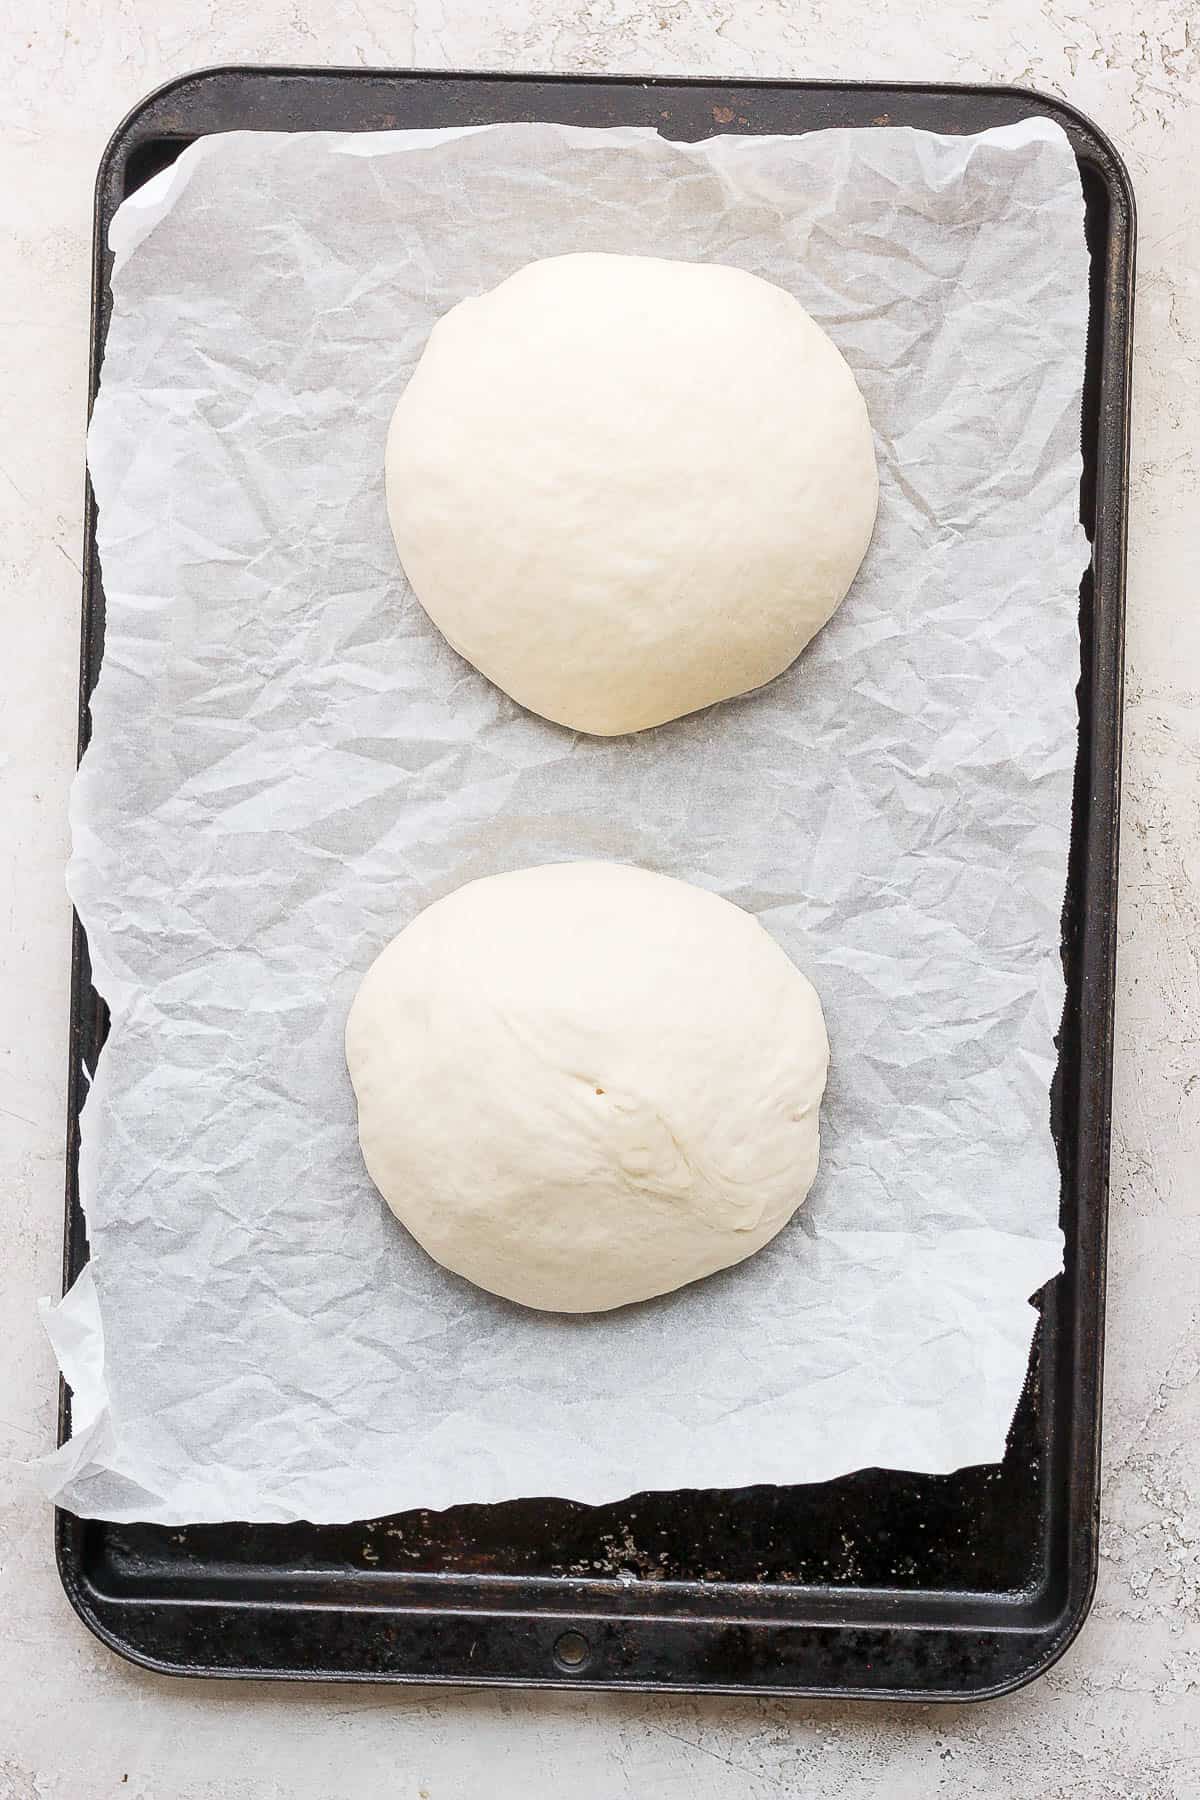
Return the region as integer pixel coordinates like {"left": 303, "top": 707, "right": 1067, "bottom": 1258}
{"left": 58, "top": 66, "right": 1133, "bottom": 1700}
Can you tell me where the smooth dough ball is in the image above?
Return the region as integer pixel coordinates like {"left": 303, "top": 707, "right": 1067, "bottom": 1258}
{"left": 385, "top": 252, "right": 878, "bottom": 736}
{"left": 345, "top": 861, "right": 829, "bottom": 1312}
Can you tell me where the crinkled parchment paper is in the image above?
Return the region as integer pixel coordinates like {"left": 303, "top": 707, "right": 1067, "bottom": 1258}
{"left": 43, "top": 118, "right": 1088, "bottom": 1523}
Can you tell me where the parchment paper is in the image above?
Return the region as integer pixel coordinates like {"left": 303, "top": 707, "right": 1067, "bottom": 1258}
{"left": 43, "top": 118, "right": 1089, "bottom": 1524}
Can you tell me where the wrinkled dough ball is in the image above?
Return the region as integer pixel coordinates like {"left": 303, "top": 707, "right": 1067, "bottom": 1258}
{"left": 385, "top": 253, "right": 878, "bottom": 736}
{"left": 345, "top": 861, "right": 829, "bottom": 1312}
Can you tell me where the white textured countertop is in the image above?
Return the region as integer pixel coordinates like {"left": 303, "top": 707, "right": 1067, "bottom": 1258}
{"left": 2, "top": 4, "right": 1197, "bottom": 1795}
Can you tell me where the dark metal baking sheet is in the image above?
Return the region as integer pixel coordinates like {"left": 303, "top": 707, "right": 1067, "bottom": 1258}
{"left": 58, "top": 67, "right": 1134, "bottom": 1700}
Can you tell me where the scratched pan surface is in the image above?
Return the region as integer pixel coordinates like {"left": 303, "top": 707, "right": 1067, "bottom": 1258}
{"left": 58, "top": 68, "right": 1133, "bottom": 1700}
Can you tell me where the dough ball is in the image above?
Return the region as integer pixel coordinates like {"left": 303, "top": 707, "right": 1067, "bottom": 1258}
{"left": 345, "top": 861, "right": 829, "bottom": 1312}
{"left": 385, "top": 252, "right": 878, "bottom": 736}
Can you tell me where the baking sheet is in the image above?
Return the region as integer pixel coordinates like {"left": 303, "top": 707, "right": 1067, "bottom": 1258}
{"left": 43, "top": 117, "right": 1088, "bottom": 1525}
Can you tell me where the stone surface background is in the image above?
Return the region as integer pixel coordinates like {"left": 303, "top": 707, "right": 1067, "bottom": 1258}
{"left": 1, "top": 3, "right": 1196, "bottom": 1794}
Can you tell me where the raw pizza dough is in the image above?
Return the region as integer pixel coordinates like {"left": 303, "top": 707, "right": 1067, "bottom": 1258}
{"left": 345, "top": 861, "right": 829, "bottom": 1312}
{"left": 385, "top": 252, "right": 878, "bottom": 736}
